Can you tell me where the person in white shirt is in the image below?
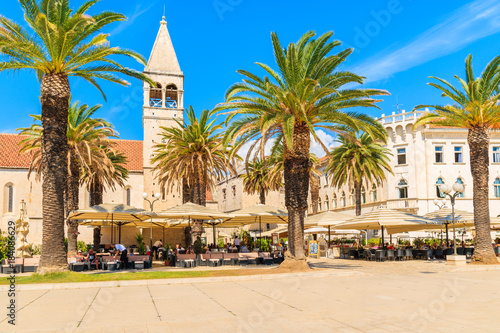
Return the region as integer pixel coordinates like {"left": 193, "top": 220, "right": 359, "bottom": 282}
{"left": 152, "top": 239, "right": 163, "bottom": 260}
{"left": 234, "top": 237, "right": 241, "bottom": 251}
{"left": 113, "top": 244, "right": 128, "bottom": 269}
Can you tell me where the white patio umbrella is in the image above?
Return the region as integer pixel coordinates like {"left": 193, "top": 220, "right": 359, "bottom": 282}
{"left": 157, "top": 202, "right": 234, "bottom": 245}
{"left": 222, "top": 204, "right": 288, "bottom": 240}
{"left": 333, "top": 208, "right": 441, "bottom": 246}
{"left": 68, "top": 203, "right": 156, "bottom": 244}
{"left": 305, "top": 211, "right": 354, "bottom": 245}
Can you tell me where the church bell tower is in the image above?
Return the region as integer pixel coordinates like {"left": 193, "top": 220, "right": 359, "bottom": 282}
{"left": 143, "top": 15, "right": 184, "bottom": 209}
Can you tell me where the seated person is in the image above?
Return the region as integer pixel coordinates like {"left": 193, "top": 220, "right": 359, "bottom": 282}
{"left": 86, "top": 249, "right": 99, "bottom": 270}
{"left": 241, "top": 245, "right": 249, "bottom": 253}
{"left": 387, "top": 243, "right": 395, "bottom": 250}
{"left": 75, "top": 250, "right": 85, "bottom": 262}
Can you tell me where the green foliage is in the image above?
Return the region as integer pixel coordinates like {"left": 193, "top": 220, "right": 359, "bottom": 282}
{"left": 77, "top": 241, "right": 90, "bottom": 253}
{"left": 239, "top": 230, "right": 254, "bottom": 250}
{"left": 255, "top": 238, "right": 272, "bottom": 252}
{"left": 0, "top": 233, "right": 13, "bottom": 261}
{"left": 413, "top": 237, "right": 425, "bottom": 247}
{"left": 28, "top": 243, "right": 41, "bottom": 256}
{"left": 64, "top": 238, "right": 68, "bottom": 252}
{"left": 217, "top": 237, "right": 225, "bottom": 249}
{"left": 135, "top": 233, "right": 146, "bottom": 255}
{"left": 397, "top": 239, "right": 410, "bottom": 246}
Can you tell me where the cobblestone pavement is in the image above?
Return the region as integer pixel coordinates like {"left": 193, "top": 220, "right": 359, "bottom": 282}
{"left": 1, "top": 259, "right": 499, "bottom": 333}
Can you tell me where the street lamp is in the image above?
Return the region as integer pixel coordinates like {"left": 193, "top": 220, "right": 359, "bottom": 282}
{"left": 143, "top": 192, "right": 161, "bottom": 258}
{"left": 439, "top": 182, "right": 465, "bottom": 256}
{"left": 433, "top": 198, "right": 448, "bottom": 246}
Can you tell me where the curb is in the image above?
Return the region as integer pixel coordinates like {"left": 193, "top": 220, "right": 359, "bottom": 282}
{"left": 1, "top": 269, "right": 363, "bottom": 291}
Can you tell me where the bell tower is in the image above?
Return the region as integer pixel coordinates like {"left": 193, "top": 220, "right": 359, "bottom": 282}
{"left": 143, "top": 15, "right": 184, "bottom": 209}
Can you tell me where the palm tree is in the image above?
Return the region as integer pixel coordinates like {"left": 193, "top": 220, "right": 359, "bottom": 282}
{"left": 414, "top": 54, "right": 500, "bottom": 264}
{"left": 0, "top": 0, "right": 153, "bottom": 272}
{"left": 327, "top": 132, "right": 392, "bottom": 216}
{"left": 18, "top": 101, "right": 116, "bottom": 256}
{"left": 152, "top": 107, "right": 233, "bottom": 239}
{"left": 216, "top": 31, "right": 388, "bottom": 262}
{"left": 269, "top": 141, "right": 322, "bottom": 214}
{"left": 241, "top": 158, "right": 282, "bottom": 205}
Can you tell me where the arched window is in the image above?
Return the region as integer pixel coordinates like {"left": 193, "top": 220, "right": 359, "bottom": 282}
{"left": 318, "top": 197, "right": 322, "bottom": 212}
{"left": 149, "top": 82, "right": 162, "bottom": 107}
{"left": 5, "top": 184, "right": 13, "bottom": 213}
{"left": 350, "top": 189, "right": 355, "bottom": 206}
{"left": 371, "top": 184, "right": 377, "bottom": 202}
{"left": 126, "top": 188, "right": 131, "bottom": 206}
{"left": 325, "top": 195, "right": 329, "bottom": 211}
{"left": 494, "top": 178, "right": 500, "bottom": 198}
{"left": 397, "top": 179, "right": 408, "bottom": 199}
{"left": 333, "top": 194, "right": 337, "bottom": 209}
{"left": 456, "top": 178, "right": 465, "bottom": 198}
{"left": 341, "top": 191, "right": 346, "bottom": 207}
{"left": 436, "top": 177, "right": 445, "bottom": 198}
{"left": 165, "top": 84, "right": 178, "bottom": 108}
{"left": 361, "top": 187, "right": 366, "bottom": 204}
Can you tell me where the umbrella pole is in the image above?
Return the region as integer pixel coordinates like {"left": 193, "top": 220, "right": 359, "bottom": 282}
{"left": 445, "top": 223, "right": 449, "bottom": 247}
{"left": 381, "top": 226, "right": 385, "bottom": 248}
{"left": 119, "top": 223, "right": 122, "bottom": 244}
{"left": 328, "top": 225, "right": 331, "bottom": 247}
{"left": 213, "top": 223, "right": 216, "bottom": 247}
{"left": 259, "top": 217, "right": 262, "bottom": 243}
{"left": 111, "top": 221, "right": 114, "bottom": 244}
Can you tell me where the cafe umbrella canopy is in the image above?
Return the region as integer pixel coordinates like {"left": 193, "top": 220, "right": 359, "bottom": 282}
{"left": 332, "top": 208, "right": 442, "bottom": 246}
{"left": 222, "top": 204, "right": 288, "bottom": 239}
{"left": 68, "top": 203, "right": 157, "bottom": 244}
{"left": 305, "top": 210, "right": 354, "bottom": 245}
{"left": 156, "top": 202, "right": 234, "bottom": 245}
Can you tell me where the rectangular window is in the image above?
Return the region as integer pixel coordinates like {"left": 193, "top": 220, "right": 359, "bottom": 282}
{"left": 232, "top": 186, "right": 236, "bottom": 197}
{"left": 397, "top": 148, "right": 406, "bottom": 165}
{"left": 493, "top": 147, "right": 500, "bottom": 163}
{"left": 126, "top": 188, "right": 131, "bottom": 206}
{"left": 454, "top": 146, "right": 463, "bottom": 163}
{"left": 435, "top": 146, "right": 443, "bottom": 163}
{"left": 222, "top": 189, "right": 226, "bottom": 200}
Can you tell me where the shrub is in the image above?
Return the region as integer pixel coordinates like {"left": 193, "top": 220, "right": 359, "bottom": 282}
{"left": 135, "top": 233, "right": 146, "bottom": 255}
{"left": 28, "top": 243, "right": 41, "bottom": 256}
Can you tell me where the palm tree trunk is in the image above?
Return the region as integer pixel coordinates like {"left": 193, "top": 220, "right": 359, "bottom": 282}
{"left": 354, "top": 180, "right": 362, "bottom": 216}
{"left": 182, "top": 177, "right": 192, "bottom": 204}
{"left": 259, "top": 188, "right": 266, "bottom": 205}
{"left": 468, "top": 127, "right": 497, "bottom": 264}
{"left": 39, "top": 73, "right": 70, "bottom": 273}
{"left": 90, "top": 179, "right": 103, "bottom": 249}
{"left": 191, "top": 161, "right": 206, "bottom": 243}
{"left": 310, "top": 175, "right": 319, "bottom": 214}
{"left": 66, "top": 153, "right": 80, "bottom": 257}
{"left": 284, "top": 122, "right": 310, "bottom": 260}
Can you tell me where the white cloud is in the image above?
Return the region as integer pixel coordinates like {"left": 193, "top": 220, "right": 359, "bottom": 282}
{"left": 352, "top": 0, "right": 500, "bottom": 83}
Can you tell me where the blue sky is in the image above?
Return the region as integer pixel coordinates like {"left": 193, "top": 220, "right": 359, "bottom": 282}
{"left": 2, "top": 0, "right": 500, "bottom": 150}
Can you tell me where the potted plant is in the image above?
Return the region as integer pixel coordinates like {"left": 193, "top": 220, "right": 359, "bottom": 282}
{"left": 135, "top": 233, "right": 146, "bottom": 255}
{"left": 164, "top": 242, "right": 171, "bottom": 266}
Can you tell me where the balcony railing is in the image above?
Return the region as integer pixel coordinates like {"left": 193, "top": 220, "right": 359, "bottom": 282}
{"left": 377, "top": 110, "right": 427, "bottom": 125}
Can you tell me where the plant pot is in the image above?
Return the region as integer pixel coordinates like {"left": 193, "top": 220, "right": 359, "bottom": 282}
{"left": 164, "top": 260, "right": 170, "bottom": 266}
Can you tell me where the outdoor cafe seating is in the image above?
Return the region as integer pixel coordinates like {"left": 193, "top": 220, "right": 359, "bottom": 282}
{"left": 339, "top": 246, "right": 474, "bottom": 262}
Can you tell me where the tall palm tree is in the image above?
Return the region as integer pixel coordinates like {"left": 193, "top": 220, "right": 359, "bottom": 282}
{"left": 18, "top": 101, "right": 116, "bottom": 256}
{"left": 327, "top": 132, "right": 392, "bottom": 216}
{"left": 216, "top": 31, "right": 388, "bottom": 261}
{"left": 82, "top": 148, "right": 129, "bottom": 249}
{"left": 241, "top": 158, "right": 282, "bottom": 205}
{"left": 152, "top": 107, "right": 234, "bottom": 239}
{"left": 414, "top": 54, "right": 500, "bottom": 264}
{"left": 0, "top": 0, "right": 153, "bottom": 272}
{"left": 269, "top": 141, "right": 322, "bottom": 213}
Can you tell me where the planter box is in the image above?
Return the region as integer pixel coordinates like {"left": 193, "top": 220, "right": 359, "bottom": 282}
{"left": 446, "top": 254, "right": 467, "bottom": 266}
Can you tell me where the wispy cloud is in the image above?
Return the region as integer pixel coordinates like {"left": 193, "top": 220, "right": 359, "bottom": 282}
{"left": 352, "top": 0, "right": 500, "bottom": 82}
{"left": 109, "top": 2, "right": 159, "bottom": 36}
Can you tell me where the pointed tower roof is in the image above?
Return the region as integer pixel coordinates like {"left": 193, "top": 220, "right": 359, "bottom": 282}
{"left": 145, "top": 17, "right": 182, "bottom": 74}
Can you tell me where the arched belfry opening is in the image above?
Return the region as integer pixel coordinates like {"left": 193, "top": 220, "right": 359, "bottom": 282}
{"left": 165, "top": 84, "right": 178, "bottom": 108}
{"left": 150, "top": 82, "right": 162, "bottom": 107}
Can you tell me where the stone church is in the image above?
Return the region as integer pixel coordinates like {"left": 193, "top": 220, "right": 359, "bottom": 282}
{"left": 0, "top": 16, "right": 216, "bottom": 248}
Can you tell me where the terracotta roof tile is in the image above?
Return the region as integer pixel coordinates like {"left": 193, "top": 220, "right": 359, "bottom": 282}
{"left": 0, "top": 134, "right": 33, "bottom": 169}
{"left": 0, "top": 134, "right": 143, "bottom": 172}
